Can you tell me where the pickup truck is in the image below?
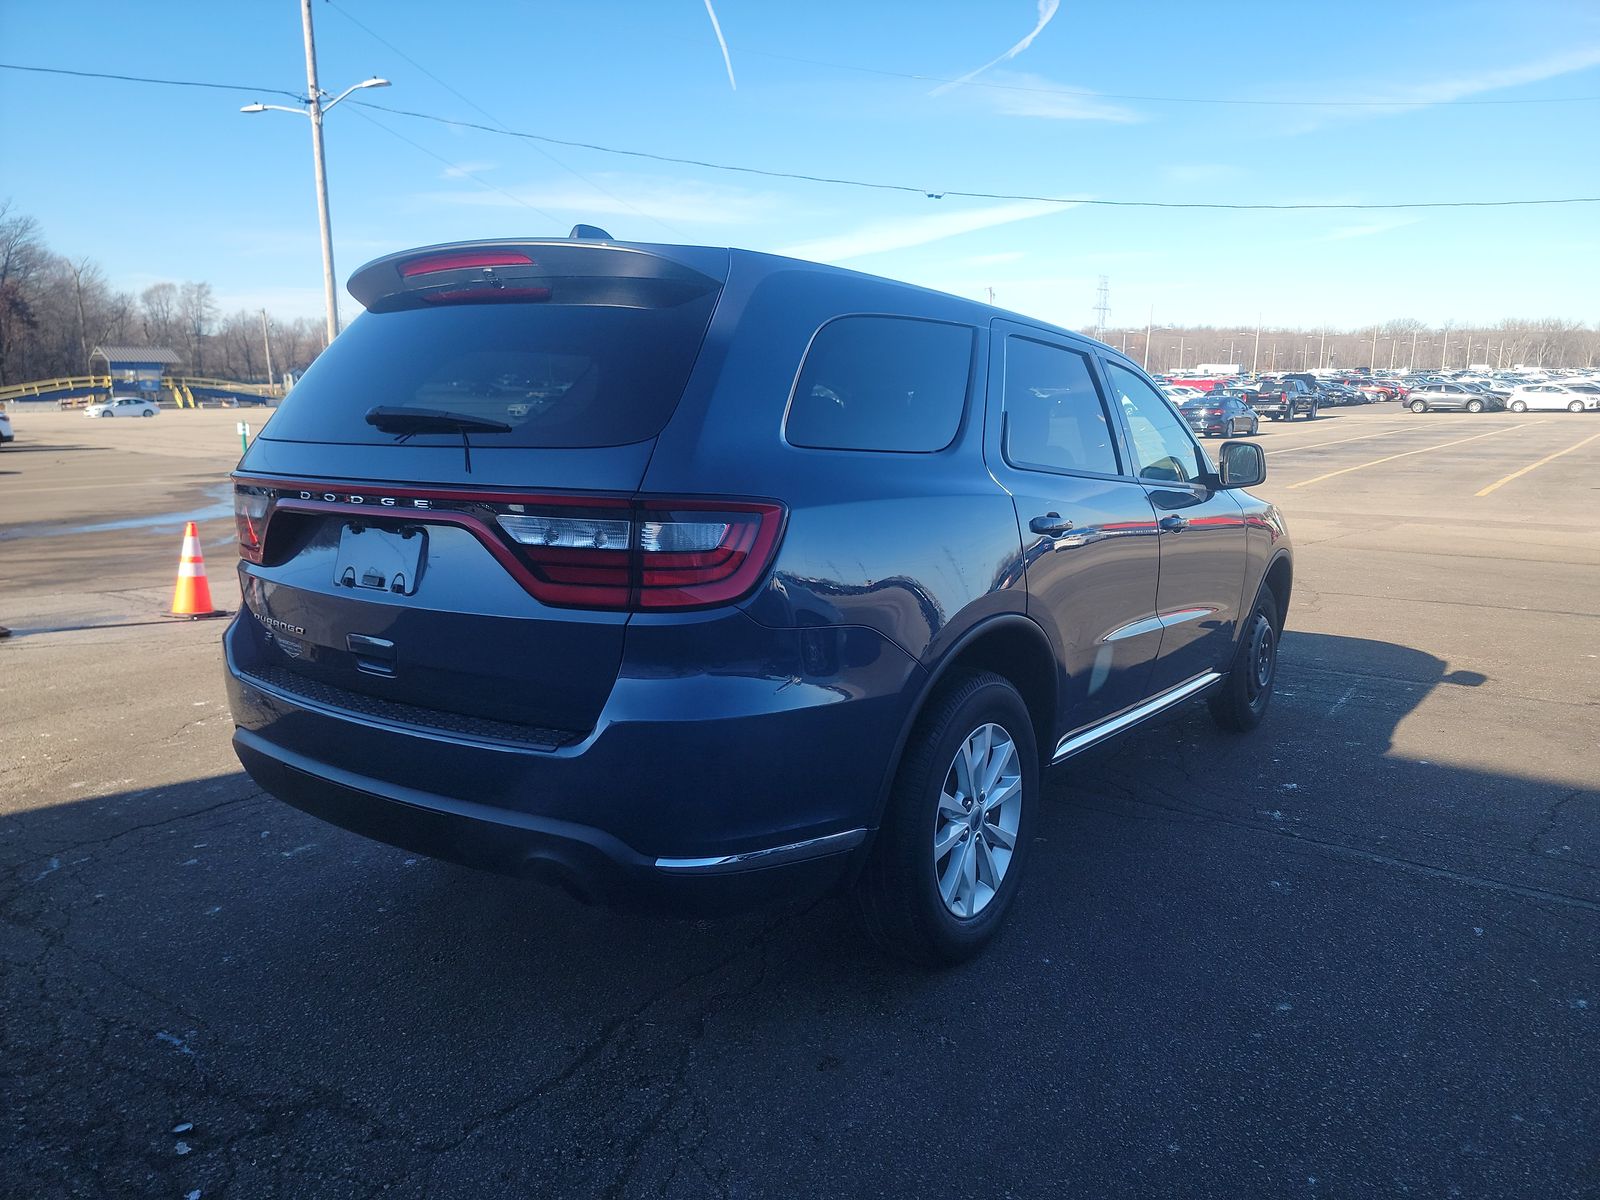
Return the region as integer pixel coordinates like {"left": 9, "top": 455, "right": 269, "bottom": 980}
{"left": 1245, "top": 377, "right": 1320, "bottom": 421}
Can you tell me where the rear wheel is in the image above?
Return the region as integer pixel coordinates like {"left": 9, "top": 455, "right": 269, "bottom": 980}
{"left": 1209, "top": 591, "right": 1279, "bottom": 734}
{"left": 1569, "top": 400, "right": 1585, "bottom": 414}
{"left": 853, "top": 672, "right": 1037, "bottom": 965}
{"left": 1465, "top": 399, "right": 1485, "bottom": 414}
{"left": 1509, "top": 400, "right": 1528, "bottom": 413}
{"left": 1410, "top": 400, "right": 1428, "bottom": 414}
{"left": 141, "top": 409, "right": 156, "bottom": 418}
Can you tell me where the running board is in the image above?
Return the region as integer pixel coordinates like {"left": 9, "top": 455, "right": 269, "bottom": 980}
{"left": 1052, "top": 671, "right": 1222, "bottom": 763}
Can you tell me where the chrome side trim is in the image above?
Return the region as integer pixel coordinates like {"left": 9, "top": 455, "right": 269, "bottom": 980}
{"left": 1051, "top": 671, "right": 1221, "bottom": 762}
{"left": 654, "top": 828, "right": 867, "bottom": 875}
{"left": 1103, "top": 614, "right": 1165, "bottom": 643}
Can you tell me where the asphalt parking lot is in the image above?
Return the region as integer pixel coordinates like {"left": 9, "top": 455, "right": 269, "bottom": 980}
{"left": 2, "top": 405, "right": 1596, "bottom": 1198}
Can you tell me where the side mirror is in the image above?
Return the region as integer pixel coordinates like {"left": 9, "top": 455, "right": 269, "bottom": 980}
{"left": 1218, "top": 440, "right": 1266, "bottom": 488}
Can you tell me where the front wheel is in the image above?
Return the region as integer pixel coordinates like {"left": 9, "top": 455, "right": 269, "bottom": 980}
{"left": 1465, "top": 399, "right": 1485, "bottom": 414}
{"left": 99, "top": 410, "right": 115, "bottom": 418}
{"left": 853, "top": 672, "right": 1038, "bottom": 965}
{"left": 1509, "top": 400, "right": 1528, "bottom": 413}
{"left": 1209, "top": 592, "right": 1279, "bottom": 734}
{"left": 1410, "top": 400, "right": 1428, "bottom": 414}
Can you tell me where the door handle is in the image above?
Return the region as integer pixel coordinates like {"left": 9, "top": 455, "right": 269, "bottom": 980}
{"left": 1029, "top": 513, "right": 1074, "bottom": 536}
{"left": 1159, "top": 515, "right": 1190, "bottom": 533}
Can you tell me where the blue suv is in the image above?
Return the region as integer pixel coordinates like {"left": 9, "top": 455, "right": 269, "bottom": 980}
{"left": 224, "top": 231, "right": 1291, "bottom": 962}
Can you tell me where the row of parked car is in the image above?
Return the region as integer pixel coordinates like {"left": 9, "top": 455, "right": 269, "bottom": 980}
{"left": 1158, "top": 368, "right": 1600, "bottom": 432}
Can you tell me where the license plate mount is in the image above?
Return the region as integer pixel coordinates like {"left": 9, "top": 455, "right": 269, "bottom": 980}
{"left": 333, "top": 523, "right": 426, "bottom": 596}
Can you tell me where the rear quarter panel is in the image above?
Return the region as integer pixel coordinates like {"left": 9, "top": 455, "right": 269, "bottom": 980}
{"left": 642, "top": 260, "right": 1025, "bottom": 664}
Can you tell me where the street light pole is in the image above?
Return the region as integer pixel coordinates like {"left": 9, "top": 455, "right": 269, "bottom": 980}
{"left": 1253, "top": 315, "right": 1261, "bottom": 374}
{"left": 301, "top": 0, "right": 339, "bottom": 346}
{"left": 240, "top": 10, "right": 389, "bottom": 349}
{"left": 1143, "top": 305, "right": 1153, "bottom": 370}
{"left": 260, "top": 308, "right": 274, "bottom": 387}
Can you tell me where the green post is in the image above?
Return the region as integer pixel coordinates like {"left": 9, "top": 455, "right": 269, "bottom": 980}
{"left": 238, "top": 421, "right": 250, "bottom": 454}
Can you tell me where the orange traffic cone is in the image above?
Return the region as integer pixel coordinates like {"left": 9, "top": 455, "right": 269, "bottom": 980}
{"left": 169, "top": 521, "right": 227, "bottom": 619}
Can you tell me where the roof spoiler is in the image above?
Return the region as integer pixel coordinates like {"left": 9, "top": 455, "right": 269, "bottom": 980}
{"left": 568, "top": 224, "right": 613, "bottom": 240}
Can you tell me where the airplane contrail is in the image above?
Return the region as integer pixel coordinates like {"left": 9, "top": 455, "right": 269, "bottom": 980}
{"left": 703, "top": 0, "right": 737, "bottom": 91}
{"left": 930, "top": 0, "right": 1060, "bottom": 96}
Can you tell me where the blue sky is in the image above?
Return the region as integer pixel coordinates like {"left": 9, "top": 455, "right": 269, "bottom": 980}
{"left": 3, "top": 0, "right": 1597, "bottom": 332}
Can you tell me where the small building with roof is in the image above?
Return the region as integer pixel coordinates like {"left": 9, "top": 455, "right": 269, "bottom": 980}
{"left": 90, "top": 346, "right": 182, "bottom": 396}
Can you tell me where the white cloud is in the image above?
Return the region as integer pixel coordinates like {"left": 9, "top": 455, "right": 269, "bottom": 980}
{"left": 1376, "top": 43, "right": 1600, "bottom": 108}
{"left": 950, "top": 70, "right": 1143, "bottom": 123}
{"left": 778, "top": 199, "right": 1075, "bottom": 263}
{"left": 423, "top": 176, "right": 784, "bottom": 225}
{"left": 1313, "top": 218, "right": 1420, "bottom": 243}
{"left": 931, "top": 0, "right": 1061, "bottom": 95}
{"left": 438, "top": 161, "right": 498, "bottom": 179}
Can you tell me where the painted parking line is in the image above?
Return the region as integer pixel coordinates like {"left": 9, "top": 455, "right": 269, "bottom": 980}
{"left": 1475, "top": 429, "right": 1600, "bottom": 498}
{"left": 1266, "top": 426, "right": 1413, "bottom": 455}
{"left": 1285, "top": 422, "right": 1546, "bottom": 490}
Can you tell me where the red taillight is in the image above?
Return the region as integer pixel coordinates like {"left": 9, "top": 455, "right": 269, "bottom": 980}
{"left": 235, "top": 486, "right": 272, "bottom": 563}
{"left": 400, "top": 251, "right": 534, "bottom": 277}
{"left": 496, "top": 498, "right": 785, "bottom": 611}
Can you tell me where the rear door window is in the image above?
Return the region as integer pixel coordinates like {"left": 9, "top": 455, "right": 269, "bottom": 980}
{"left": 1001, "top": 337, "right": 1121, "bottom": 476}
{"left": 785, "top": 316, "right": 973, "bottom": 453}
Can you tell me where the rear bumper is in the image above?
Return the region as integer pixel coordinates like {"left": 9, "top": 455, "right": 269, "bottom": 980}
{"left": 233, "top": 729, "right": 862, "bottom": 913}
{"left": 225, "top": 612, "right": 921, "bottom": 913}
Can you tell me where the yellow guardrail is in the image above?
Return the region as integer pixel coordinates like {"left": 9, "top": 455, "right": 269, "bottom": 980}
{"left": 0, "top": 374, "right": 112, "bottom": 402}
{"left": 0, "top": 374, "right": 284, "bottom": 408}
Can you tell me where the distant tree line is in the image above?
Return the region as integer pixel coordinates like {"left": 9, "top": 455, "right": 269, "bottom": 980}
{"left": 1091, "top": 315, "right": 1600, "bottom": 376}
{"left": 0, "top": 201, "right": 326, "bottom": 386}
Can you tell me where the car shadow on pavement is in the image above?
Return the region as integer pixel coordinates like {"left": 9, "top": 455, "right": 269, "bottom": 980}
{"left": 2, "top": 633, "right": 1595, "bottom": 1199}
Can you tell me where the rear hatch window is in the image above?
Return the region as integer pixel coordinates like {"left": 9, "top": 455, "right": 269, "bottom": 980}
{"left": 262, "top": 246, "right": 722, "bottom": 450}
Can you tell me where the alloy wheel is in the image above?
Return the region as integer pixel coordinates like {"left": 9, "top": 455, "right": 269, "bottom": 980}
{"left": 933, "top": 723, "right": 1022, "bottom": 919}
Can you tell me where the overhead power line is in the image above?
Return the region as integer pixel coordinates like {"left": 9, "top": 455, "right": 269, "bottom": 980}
{"left": 350, "top": 100, "right": 1600, "bottom": 212}
{"left": 0, "top": 61, "right": 302, "bottom": 100}
{"left": 7, "top": 60, "right": 1598, "bottom": 213}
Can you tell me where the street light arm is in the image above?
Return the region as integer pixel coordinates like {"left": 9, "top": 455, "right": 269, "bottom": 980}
{"left": 240, "top": 103, "right": 308, "bottom": 116}
{"left": 322, "top": 76, "right": 390, "bottom": 112}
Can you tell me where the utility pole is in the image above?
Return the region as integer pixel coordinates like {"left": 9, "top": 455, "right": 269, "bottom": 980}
{"left": 1440, "top": 332, "right": 1448, "bottom": 370}
{"left": 1464, "top": 334, "right": 1473, "bottom": 366}
{"left": 1389, "top": 339, "right": 1397, "bottom": 370}
{"left": 1409, "top": 327, "right": 1419, "bottom": 370}
{"left": 1318, "top": 326, "right": 1327, "bottom": 370}
{"left": 1092, "top": 276, "right": 1110, "bottom": 340}
{"left": 260, "top": 308, "right": 275, "bottom": 387}
{"left": 302, "top": 0, "right": 339, "bottom": 346}
{"left": 1370, "top": 326, "right": 1379, "bottom": 371}
{"left": 985, "top": 286, "right": 995, "bottom": 305}
{"left": 1177, "top": 335, "right": 1184, "bottom": 372}
{"left": 1143, "top": 306, "right": 1153, "bottom": 370}
{"left": 1253, "top": 315, "right": 1262, "bottom": 374}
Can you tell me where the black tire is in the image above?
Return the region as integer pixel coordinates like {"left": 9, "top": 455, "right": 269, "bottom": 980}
{"left": 1509, "top": 400, "right": 1528, "bottom": 413}
{"left": 1410, "top": 400, "right": 1428, "bottom": 414}
{"left": 1270, "top": 413, "right": 1283, "bottom": 421}
{"left": 141, "top": 409, "right": 156, "bottom": 417}
{"left": 853, "top": 671, "right": 1038, "bottom": 966}
{"left": 1250, "top": 417, "right": 1260, "bottom": 435}
{"left": 1569, "top": 400, "right": 1584, "bottom": 414}
{"left": 1208, "top": 591, "right": 1280, "bottom": 734}
{"left": 1465, "top": 399, "right": 1484, "bottom": 414}
{"left": 99, "top": 409, "right": 114, "bottom": 418}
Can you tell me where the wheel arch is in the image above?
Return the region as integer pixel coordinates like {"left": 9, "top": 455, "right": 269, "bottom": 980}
{"left": 864, "top": 613, "right": 1057, "bottom": 841}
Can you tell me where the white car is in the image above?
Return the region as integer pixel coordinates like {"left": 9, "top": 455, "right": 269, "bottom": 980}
{"left": 84, "top": 395, "right": 161, "bottom": 418}
{"left": 1506, "top": 383, "right": 1600, "bottom": 414}
{"left": 1162, "top": 385, "right": 1206, "bottom": 403}
{"left": 0, "top": 410, "right": 12, "bottom": 447}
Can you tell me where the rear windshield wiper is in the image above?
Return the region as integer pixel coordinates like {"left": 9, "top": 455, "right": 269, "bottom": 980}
{"left": 364, "top": 406, "right": 513, "bottom": 474}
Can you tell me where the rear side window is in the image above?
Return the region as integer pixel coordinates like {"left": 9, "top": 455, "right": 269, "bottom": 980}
{"left": 785, "top": 316, "right": 973, "bottom": 452}
{"left": 260, "top": 275, "right": 720, "bottom": 449}
{"left": 1002, "top": 337, "right": 1121, "bottom": 476}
